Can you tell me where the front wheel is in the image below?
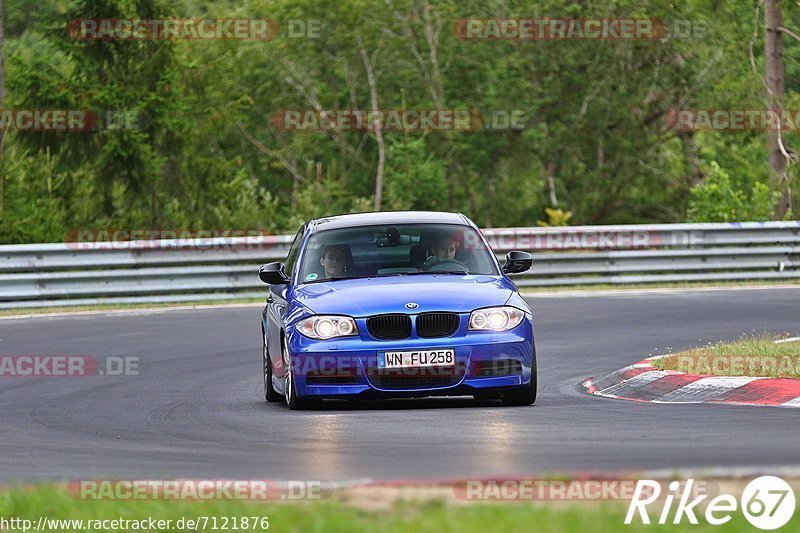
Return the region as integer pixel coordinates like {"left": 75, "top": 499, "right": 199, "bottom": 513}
{"left": 501, "top": 362, "right": 537, "bottom": 406}
{"left": 283, "top": 337, "right": 319, "bottom": 410}
{"left": 263, "top": 338, "right": 281, "bottom": 403}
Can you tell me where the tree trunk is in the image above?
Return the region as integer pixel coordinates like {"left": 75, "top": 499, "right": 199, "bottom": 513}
{"left": 545, "top": 162, "right": 558, "bottom": 207}
{"left": 0, "top": 0, "right": 5, "bottom": 215}
{"left": 765, "top": 0, "right": 790, "bottom": 218}
{"left": 678, "top": 131, "right": 703, "bottom": 187}
{"left": 360, "top": 46, "right": 384, "bottom": 211}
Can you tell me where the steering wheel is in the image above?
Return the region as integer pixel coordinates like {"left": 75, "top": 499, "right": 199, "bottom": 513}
{"left": 423, "top": 257, "right": 469, "bottom": 272}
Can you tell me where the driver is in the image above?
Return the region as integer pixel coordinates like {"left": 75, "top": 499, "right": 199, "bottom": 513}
{"left": 423, "top": 233, "right": 463, "bottom": 270}
{"left": 430, "top": 235, "right": 458, "bottom": 260}
{"left": 320, "top": 245, "right": 347, "bottom": 278}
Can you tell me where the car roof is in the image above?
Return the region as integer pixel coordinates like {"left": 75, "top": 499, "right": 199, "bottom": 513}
{"left": 306, "top": 211, "right": 473, "bottom": 233}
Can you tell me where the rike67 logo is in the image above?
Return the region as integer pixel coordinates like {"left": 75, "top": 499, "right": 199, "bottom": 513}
{"left": 626, "top": 476, "right": 796, "bottom": 530}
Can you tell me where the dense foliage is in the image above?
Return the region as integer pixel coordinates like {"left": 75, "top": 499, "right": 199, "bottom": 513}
{"left": 1, "top": 0, "right": 798, "bottom": 243}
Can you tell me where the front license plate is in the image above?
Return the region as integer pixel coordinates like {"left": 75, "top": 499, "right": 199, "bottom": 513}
{"left": 378, "top": 349, "right": 455, "bottom": 369}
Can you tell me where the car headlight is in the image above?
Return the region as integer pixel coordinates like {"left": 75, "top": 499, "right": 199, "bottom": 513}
{"left": 468, "top": 306, "right": 525, "bottom": 332}
{"left": 296, "top": 315, "right": 358, "bottom": 339}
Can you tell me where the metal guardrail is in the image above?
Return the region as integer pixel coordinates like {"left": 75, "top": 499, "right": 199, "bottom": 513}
{"left": 0, "top": 222, "right": 798, "bottom": 309}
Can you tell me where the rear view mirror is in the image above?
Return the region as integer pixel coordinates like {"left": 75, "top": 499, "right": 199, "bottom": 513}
{"left": 376, "top": 235, "right": 411, "bottom": 247}
{"left": 376, "top": 226, "right": 412, "bottom": 247}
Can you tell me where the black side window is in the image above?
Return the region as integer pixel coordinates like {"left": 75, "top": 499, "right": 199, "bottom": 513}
{"left": 283, "top": 226, "right": 305, "bottom": 277}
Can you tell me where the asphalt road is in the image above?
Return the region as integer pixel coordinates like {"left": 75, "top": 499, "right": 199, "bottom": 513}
{"left": 1, "top": 287, "right": 799, "bottom": 483}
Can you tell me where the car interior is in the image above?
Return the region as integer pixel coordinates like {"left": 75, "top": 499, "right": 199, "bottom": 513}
{"left": 301, "top": 226, "right": 492, "bottom": 281}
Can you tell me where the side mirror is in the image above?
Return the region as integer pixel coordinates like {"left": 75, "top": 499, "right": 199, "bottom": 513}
{"left": 259, "top": 262, "right": 290, "bottom": 284}
{"left": 502, "top": 250, "right": 533, "bottom": 274}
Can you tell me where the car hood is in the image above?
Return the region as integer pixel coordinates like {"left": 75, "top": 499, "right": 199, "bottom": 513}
{"left": 291, "top": 275, "right": 516, "bottom": 316}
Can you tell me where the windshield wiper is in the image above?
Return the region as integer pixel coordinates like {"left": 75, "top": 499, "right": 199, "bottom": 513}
{"left": 308, "top": 271, "right": 473, "bottom": 283}
{"left": 379, "top": 270, "right": 469, "bottom": 276}
{"left": 305, "top": 275, "right": 373, "bottom": 283}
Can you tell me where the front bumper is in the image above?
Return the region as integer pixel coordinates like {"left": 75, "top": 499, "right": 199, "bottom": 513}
{"left": 285, "top": 322, "right": 534, "bottom": 398}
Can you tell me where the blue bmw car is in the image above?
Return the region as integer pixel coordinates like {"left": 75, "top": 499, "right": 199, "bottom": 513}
{"left": 259, "top": 211, "right": 536, "bottom": 409}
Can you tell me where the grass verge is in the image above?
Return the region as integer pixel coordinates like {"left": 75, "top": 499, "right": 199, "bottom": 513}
{"left": 0, "top": 485, "right": 792, "bottom": 533}
{"left": 652, "top": 334, "right": 800, "bottom": 378}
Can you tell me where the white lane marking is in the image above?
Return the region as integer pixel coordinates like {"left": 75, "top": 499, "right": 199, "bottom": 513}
{"left": 596, "top": 370, "right": 666, "bottom": 396}
{"left": 654, "top": 376, "right": 761, "bottom": 403}
{"left": 774, "top": 337, "right": 800, "bottom": 344}
{"left": 523, "top": 285, "right": 800, "bottom": 298}
{"left": 0, "top": 302, "right": 263, "bottom": 321}
{"left": 781, "top": 397, "right": 800, "bottom": 407}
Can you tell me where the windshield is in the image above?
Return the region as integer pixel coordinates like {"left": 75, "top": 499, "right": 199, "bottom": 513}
{"left": 297, "top": 223, "right": 498, "bottom": 283}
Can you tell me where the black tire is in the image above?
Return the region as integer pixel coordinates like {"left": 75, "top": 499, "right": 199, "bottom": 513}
{"left": 501, "top": 360, "right": 537, "bottom": 406}
{"left": 263, "top": 338, "right": 282, "bottom": 403}
{"left": 283, "top": 337, "right": 320, "bottom": 410}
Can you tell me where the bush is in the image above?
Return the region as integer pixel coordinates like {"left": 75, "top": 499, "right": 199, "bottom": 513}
{"left": 687, "top": 161, "right": 780, "bottom": 222}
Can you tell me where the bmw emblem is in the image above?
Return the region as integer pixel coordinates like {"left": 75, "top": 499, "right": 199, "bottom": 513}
{"left": 405, "top": 302, "right": 419, "bottom": 310}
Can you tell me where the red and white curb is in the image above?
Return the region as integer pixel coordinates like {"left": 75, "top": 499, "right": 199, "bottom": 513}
{"left": 582, "top": 357, "right": 800, "bottom": 408}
